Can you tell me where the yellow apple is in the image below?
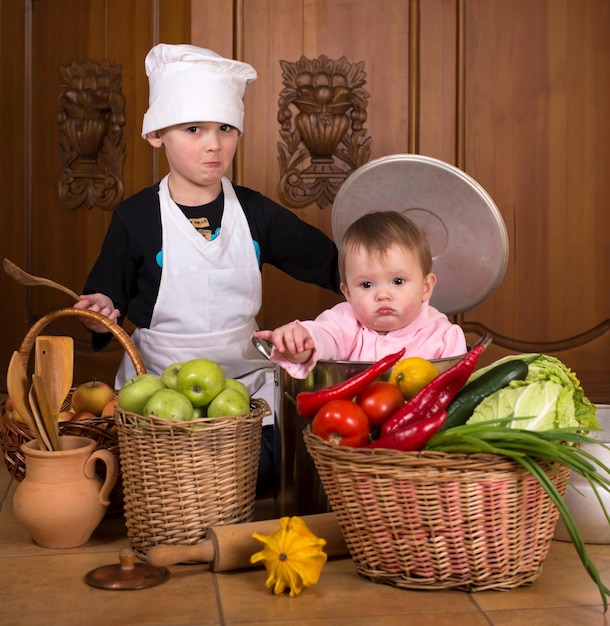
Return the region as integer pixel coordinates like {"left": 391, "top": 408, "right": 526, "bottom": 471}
{"left": 71, "top": 380, "right": 115, "bottom": 416}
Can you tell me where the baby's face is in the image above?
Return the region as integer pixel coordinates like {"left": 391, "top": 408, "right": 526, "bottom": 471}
{"left": 340, "top": 243, "right": 436, "bottom": 334}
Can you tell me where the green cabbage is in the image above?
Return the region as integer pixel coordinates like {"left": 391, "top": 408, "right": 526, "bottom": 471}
{"left": 466, "top": 353, "right": 598, "bottom": 431}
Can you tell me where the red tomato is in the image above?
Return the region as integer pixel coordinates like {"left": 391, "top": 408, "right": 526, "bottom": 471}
{"left": 311, "top": 399, "right": 371, "bottom": 447}
{"left": 356, "top": 381, "right": 404, "bottom": 428}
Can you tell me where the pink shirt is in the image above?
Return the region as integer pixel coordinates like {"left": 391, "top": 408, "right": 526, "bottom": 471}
{"left": 270, "top": 301, "right": 468, "bottom": 379}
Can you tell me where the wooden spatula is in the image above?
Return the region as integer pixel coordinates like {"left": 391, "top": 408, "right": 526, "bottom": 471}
{"left": 6, "top": 351, "right": 46, "bottom": 448}
{"left": 34, "top": 336, "right": 74, "bottom": 420}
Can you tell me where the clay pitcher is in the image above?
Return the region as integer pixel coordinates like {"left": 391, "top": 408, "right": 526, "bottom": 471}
{"left": 14, "top": 435, "right": 119, "bottom": 548}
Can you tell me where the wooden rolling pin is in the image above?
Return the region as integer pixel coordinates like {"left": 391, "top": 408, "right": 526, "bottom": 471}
{"left": 146, "top": 512, "right": 348, "bottom": 572}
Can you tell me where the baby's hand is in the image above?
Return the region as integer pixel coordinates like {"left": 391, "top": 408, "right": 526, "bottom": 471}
{"left": 253, "top": 322, "right": 314, "bottom": 364}
{"left": 73, "top": 294, "right": 121, "bottom": 333}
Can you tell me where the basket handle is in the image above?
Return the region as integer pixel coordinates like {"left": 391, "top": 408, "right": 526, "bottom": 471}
{"left": 17, "top": 307, "right": 146, "bottom": 376}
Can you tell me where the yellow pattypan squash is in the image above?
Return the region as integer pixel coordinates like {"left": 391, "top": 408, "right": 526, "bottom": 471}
{"left": 250, "top": 515, "right": 328, "bottom": 597}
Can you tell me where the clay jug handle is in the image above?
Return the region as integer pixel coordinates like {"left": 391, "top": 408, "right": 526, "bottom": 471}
{"left": 84, "top": 449, "right": 119, "bottom": 507}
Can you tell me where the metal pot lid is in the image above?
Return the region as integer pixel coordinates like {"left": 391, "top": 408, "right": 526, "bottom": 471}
{"left": 332, "top": 154, "right": 509, "bottom": 315}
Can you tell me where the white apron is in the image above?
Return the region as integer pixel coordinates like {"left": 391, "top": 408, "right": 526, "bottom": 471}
{"left": 115, "top": 175, "right": 275, "bottom": 421}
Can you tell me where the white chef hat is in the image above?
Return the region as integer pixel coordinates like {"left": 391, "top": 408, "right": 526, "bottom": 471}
{"left": 141, "top": 44, "right": 257, "bottom": 137}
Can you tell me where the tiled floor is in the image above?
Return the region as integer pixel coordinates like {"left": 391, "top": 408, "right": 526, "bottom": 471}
{"left": 2, "top": 458, "right": 610, "bottom": 626}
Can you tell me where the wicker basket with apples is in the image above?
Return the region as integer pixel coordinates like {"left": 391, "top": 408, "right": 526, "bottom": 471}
{"left": 114, "top": 358, "right": 271, "bottom": 559}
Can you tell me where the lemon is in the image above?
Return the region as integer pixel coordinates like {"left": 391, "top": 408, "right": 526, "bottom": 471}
{"left": 389, "top": 357, "right": 439, "bottom": 400}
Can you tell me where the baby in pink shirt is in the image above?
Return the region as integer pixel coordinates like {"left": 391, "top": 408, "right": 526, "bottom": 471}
{"left": 254, "top": 210, "right": 467, "bottom": 378}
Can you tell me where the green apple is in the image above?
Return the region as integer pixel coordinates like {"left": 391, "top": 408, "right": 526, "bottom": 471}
{"left": 117, "top": 373, "right": 165, "bottom": 415}
{"left": 206, "top": 388, "right": 250, "bottom": 418}
{"left": 192, "top": 406, "right": 206, "bottom": 419}
{"left": 176, "top": 358, "right": 226, "bottom": 408}
{"left": 160, "top": 361, "right": 184, "bottom": 390}
{"left": 143, "top": 389, "right": 194, "bottom": 421}
{"left": 224, "top": 378, "right": 250, "bottom": 401}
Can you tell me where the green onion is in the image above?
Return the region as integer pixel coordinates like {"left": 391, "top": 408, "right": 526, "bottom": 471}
{"left": 425, "top": 418, "right": 610, "bottom": 611}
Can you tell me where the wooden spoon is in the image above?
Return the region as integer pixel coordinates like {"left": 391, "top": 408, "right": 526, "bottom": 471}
{"left": 32, "top": 374, "right": 61, "bottom": 451}
{"left": 34, "top": 336, "right": 74, "bottom": 423}
{"left": 28, "top": 383, "right": 52, "bottom": 452}
{"left": 6, "top": 351, "right": 46, "bottom": 447}
{"left": 3, "top": 258, "right": 80, "bottom": 301}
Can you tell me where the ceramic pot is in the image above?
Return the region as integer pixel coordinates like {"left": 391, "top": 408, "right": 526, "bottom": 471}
{"left": 13, "top": 435, "right": 119, "bottom": 548}
{"left": 554, "top": 404, "right": 610, "bottom": 544}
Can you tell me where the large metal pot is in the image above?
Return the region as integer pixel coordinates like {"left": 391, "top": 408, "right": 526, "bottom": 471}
{"left": 253, "top": 338, "right": 464, "bottom": 516}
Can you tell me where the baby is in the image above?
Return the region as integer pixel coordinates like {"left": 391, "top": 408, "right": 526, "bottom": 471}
{"left": 254, "top": 210, "right": 467, "bottom": 378}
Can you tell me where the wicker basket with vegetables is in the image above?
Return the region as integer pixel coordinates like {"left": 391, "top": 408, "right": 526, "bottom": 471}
{"left": 301, "top": 339, "right": 610, "bottom": 609}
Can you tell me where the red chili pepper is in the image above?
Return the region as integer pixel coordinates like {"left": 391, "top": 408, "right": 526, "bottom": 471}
{"left": 295, "top": 348, "right": 406, "bottom": 420}
{"left": 381, "top": 341, "right": 488, "bottom": 437}
{"left": 366, "top": 408, "right": 447, "bottom": 451}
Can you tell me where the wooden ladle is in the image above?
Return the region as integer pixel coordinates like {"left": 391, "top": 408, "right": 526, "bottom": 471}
{"left": 3, "top": 258, "right": 80, "bottom": 301}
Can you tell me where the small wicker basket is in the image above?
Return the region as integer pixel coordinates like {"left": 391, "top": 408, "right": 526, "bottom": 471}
{"left": 0, "top": 308, "right": 146, "bottom": 516}
{"left": 303, "top": 426, "right": 570, "bottom": 592}
{"left": 116, "top": 399, "right": 271, "bottom": 560}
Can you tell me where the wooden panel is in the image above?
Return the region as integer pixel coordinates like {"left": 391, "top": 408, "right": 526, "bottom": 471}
{"left": 191, "top": 0, "right": 235, "bottom": 57}
{"left": 31, "top": 0, "right": 114, "bottom": 307}
{"left": 460, "top": 0, "right": 610, "bottom": 400}
{"left": 0, "top": 0, "right": 29, "bottom": 372}
{"left": 302, "top": 0, "right": 412, "bottom": 159}
{"left": 419, "top": 0, "right": 458, "bottom": 162}
{"left": 240, "top": 0, "right": 341, "bottom": 330}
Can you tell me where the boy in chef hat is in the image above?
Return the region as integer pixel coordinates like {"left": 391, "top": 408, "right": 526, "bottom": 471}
{"left": 74, "top": 43, "right": 340, "bottom": 494}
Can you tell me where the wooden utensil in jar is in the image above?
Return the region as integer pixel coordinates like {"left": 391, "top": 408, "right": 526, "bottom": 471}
{"left": 6, "top": 352, "right": 46, "bottom": 447}
{"left": 34, "top": 336, "right": 74, "bottom": 424}
{"left": 31, "top": 374, "right": 61, "bottom": 451}
{"left": 27, "top": 383, "right": 53, "bottom": 452}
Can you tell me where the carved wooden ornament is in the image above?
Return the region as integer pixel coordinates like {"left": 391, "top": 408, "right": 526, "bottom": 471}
{"left": 58, "top": 60, "right": 126, "bottom": 210}
{"left": 277, "top": 55, "right": 371, "bottom": 210}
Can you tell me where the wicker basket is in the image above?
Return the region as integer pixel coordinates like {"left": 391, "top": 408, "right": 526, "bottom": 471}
{"left": 115, "top": 399, "right": 271, "bottom": 560}
{"left": 303, "top": 426, "right": 570, "bottom": 592}
{"left": 0, "top": 308, "right": 146, "bottom": 516}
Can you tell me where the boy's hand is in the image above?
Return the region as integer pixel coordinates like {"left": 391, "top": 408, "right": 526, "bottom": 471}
{"left": 253, "top": 322, "right": 314, "bottom": 364}
{"left": 73, "top": 294, "right": 121, "bottom": 333}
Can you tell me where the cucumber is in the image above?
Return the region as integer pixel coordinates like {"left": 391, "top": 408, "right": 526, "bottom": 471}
{"left": 440, "top": 359, "right": 530, "bottom": 431}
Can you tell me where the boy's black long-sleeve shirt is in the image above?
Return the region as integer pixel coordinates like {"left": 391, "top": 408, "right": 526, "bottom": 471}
{"left": 84, "top": 181, "right": 341, "bottom": 349}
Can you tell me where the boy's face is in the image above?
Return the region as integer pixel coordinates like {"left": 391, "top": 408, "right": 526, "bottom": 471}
{"left": 340, "top": 243, "right": 436, "bottom": 334}
{"left": 146, "top": 122, "right": 239, "bottom": 202}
